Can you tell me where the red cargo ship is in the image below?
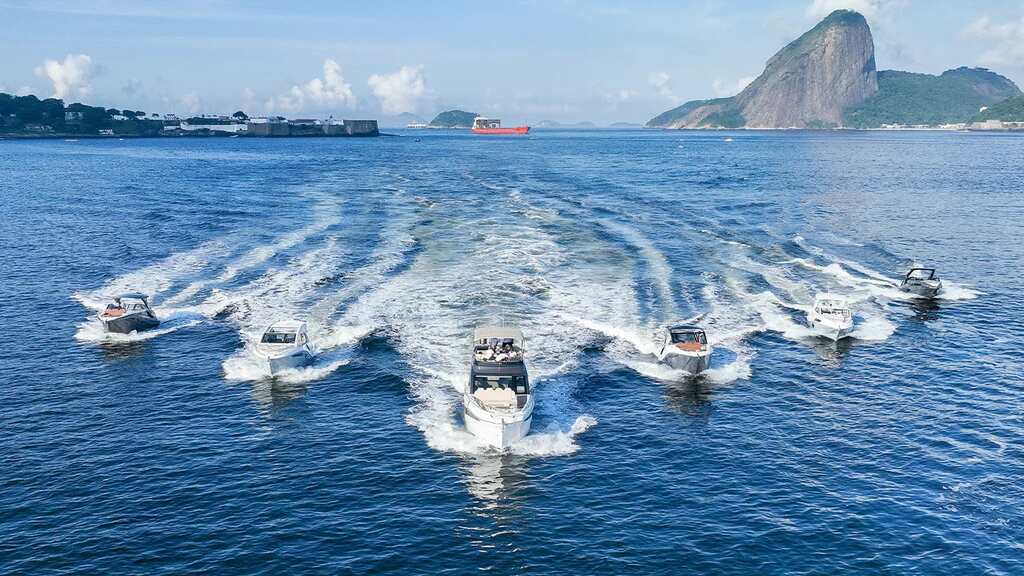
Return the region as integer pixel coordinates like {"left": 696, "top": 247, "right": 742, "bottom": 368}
{"left": 472, "top": 117, "right": 530, "bottom": 135}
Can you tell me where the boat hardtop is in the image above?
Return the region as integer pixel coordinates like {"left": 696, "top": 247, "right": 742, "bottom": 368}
{"left": 101, "top": 293, "right": 152, "bottom": 315}
{"left": 259, "top": 320, "right": 308, "bottom": 346}
{"left": 472, "top": 326, "right": 525, "bottom": 364}
{"left": 812, "top": 293, "right": 853, "bottom": 318}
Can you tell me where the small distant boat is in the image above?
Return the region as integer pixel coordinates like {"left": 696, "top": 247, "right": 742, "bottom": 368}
{"left": 724, "top": 137, "right": 734, "bottom": 142}
{"left": 900, "top": 268, "right": 942, "bottom": 298}
{"left": 463, "top": 326, "right": 534, "bottom": 449}
{"left": 254, "top": 320, "right": 314, "bottom": 375}
{"left": 807, "top": 294, "right": 854, "bottom": 341}
{"left": 98, "top": 293, "right": 160, "bottom": 334}
{"left": 471, "top": 117, "right": 530, "bottom": 135}
{"left": 658, "top": 325, "right": 712, "bottom": 374}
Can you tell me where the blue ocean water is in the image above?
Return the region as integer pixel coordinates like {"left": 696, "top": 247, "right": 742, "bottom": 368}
{"left": 1, "top": 129, "right": 1022, "bottom": 575}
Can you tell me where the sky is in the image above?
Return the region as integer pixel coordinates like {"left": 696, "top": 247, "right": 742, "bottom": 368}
{"left": 2, "top": 0, "right": 1024, "bottom": 124}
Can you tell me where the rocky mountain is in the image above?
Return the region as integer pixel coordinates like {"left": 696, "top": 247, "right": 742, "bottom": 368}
{"left": 649, "top": 10, "right": 877, "bottom": 129}
{"left": 647, "top": 10, "right": 1022, "bottom": 129}
{"left": 844, "top": 68, "right": 1022, "bottom": 127}
{"left": 429, "top": 110, "right": 478, "bottom": 128}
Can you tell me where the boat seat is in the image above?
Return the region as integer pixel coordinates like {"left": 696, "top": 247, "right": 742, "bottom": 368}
{"left": 474, "top": 387, "right": 516, "bottom": 408}
{"left": 103, "top": 308, "right": 125, "bottom": 317}
{"left": 675, "top": 342, "right": 703, "bottom": 352}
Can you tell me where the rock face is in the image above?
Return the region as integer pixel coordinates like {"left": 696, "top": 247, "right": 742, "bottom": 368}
{"left": 648, "top": 10, "right": 878, "bottom": 128}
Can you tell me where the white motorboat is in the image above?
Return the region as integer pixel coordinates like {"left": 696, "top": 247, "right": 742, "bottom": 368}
{"left": 658, "top": 325, "right": 712, "bottom": 374}
{"left": 807, "top": 294, "right": 855, "bottom": 341}
{"left": 97, "top": 293, "right": 160, "bottom": 334}
{"left": 900, "top": 268, "right": 942, "bottom": 298}
{"left": 253, "top": 320, "right": 314, "bottom": 375}
{"left": 463, "top": 326, "right": 534, "bottom": 449}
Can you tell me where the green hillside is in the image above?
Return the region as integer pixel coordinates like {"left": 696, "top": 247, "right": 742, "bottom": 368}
{"left": 429, "top": 110, "right": 478, "bottom": 128}
{"left": 843, "top": 67, "right": 1021, "bottom": 127}
{"left": 972, "top": 94, "right": 1024, "bottom": 122}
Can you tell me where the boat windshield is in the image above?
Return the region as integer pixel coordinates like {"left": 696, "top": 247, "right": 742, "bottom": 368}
{"left": 473, "top": 375, "right": 528, "bottom": 395}
{"left": 907, "top": 269, "right": 935, "bottom": 280}
{"left": 817, "top": 302, "right": 852, "bottom": 318}
{"left": 262, "top": 331, "right": 296, "bottom": 344}
{"left": 671, "top": 331, "right": 706, "bottom": 344}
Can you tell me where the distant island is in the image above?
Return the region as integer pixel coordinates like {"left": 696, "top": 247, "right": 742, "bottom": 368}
{"left": 429, "top": 110, "right": 478, "bottom": 128}
{"left": 647, "top": 10, "right": 1024, "bottom": 130}
{"left": 0, "top": 92, "right": 379, "bottom": 138}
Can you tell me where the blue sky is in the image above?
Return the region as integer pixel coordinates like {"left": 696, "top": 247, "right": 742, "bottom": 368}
{"left": 2, "top": 0, "right": 1024, "bottom": 123}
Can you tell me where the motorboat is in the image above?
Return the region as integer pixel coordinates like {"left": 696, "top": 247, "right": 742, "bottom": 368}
{"left": 900, "top": 268, "right": 942, "bottom": 298}
{"left": 97, "top": 293, "right": 160, "bottom": 334}
{"left": 658, "top": 325, "right": 712, "bottom": 374}
{"left": 807, "top": 293, "right": 855, "bottom": 341}
{"left": 463, "top": 326, "right": 534, "bottom": 449}
{"left": 253, "top": 320, "right": 314, "bottom": 375}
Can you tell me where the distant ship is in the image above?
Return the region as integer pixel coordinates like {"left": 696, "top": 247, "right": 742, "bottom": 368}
{"left": 472, "top": 117, "right": 530, "bottom": 135}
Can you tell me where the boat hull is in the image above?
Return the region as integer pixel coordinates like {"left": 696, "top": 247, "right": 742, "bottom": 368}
{"left": 900, "top": 279, "right": 942, "bottom": 298}
{"left": 99, "top": 313, "right": 160, "bottom": 334}
{"left": 261, "top": 350, "right": 314, "bottom": 375}
{"left": 472, "top": 126, "right": 530, "bottom": 135}
{"left": 808, "top": 318, "right": 854, "bottom": 341}
{"left": 662, "top": 350, "right": 711, "bottom": 375}
{"left": 463, "top": 399, "right": 533, "bottom": 449}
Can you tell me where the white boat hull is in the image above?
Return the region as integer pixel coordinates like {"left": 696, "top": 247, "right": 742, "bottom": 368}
{"left": 900, "top": 279, "right": 942, "bottom": 298}
{"left": 259, "top": 350, "right": 313, "bottom": 375}
{"left": 463, "top": 397, "right": 533, "bottom": 449}
{"left": 808, "top": 317, "right": 854, "bottom": 341}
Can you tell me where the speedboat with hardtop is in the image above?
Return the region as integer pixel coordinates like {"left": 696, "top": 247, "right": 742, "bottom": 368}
{"left": 254, "top": 320, "right": 314, "bottom": 375}
{"left": 900, "top": 268, "right": 942, "bottom": 298}
{"left": 463, "top": 326, "right": 534, "bottom": 449}
{"left": 97, "top": 292, "right": 160, "bottom": 334}
{"left": 807, "top": 293, "right": 854, "bottom": 341}
{"left": 658, "top": 324, "right": 712, "bottom": 375}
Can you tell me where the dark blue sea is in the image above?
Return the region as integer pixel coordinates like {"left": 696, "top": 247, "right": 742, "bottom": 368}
{"left": 1, "top": 129, "right": 1022, "bottom": 575}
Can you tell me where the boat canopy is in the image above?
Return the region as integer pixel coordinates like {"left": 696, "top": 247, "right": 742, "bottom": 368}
{"left": 116, "top": 292, "right": 149, "bottom": 303}
{"left": 906, "top": 268, "right": 936, "bottom": 280}
{"left": 473, "top": 326, "right": 524, "bottom": 346}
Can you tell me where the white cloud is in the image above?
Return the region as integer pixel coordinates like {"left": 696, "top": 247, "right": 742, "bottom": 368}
{"left": 267, "top": 59, "right": 356, "bottom": 113}
{"left": 34, "top": 53, "right": 93, "bottom": 100}
{"left": 368, "top": 66, "right": 427, "bottom": 115}
{"left": 963, "top": 14, "right": 1024, "bottom": 67}
{"left": 806, "top": 0, "right": 883, "bottom": 19}
{"left": 649, "top": 71, "right": 680, "bottom": 103}
{"left": 712, "top": 76, "right": 755, "bottom": 97}
{"left": 0, "top": 84, "right": 34, "bottom": 97}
